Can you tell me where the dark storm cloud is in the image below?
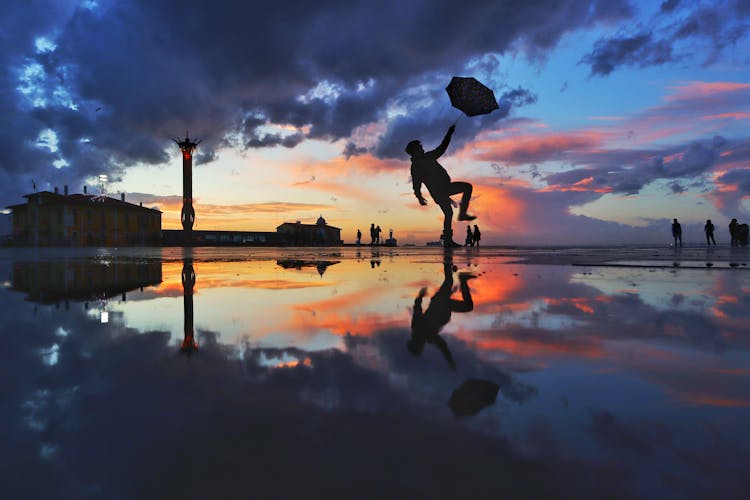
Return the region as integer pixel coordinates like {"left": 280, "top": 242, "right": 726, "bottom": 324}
{"left": 544, "top": 135, "right": 729, "bottom": 195}
{"left": 580, "top": 31, "right": 675, "bottom": 76}
{"left": 660, "top": 0, "right": 681, "bottom": 13}
{"left": 669, "top": 181, "right": 685, "bottom": 194}
{"left": 0, "top": 0, "right": 633, "bottom": 206}
{"left": 582, "top": 0, "right": 750, "bottom": 76}
{"left": 375, "top": 86, "right": 537, "bottom": 159}
{"left": 343, "top": 142, "right": 368, "bottom": 159}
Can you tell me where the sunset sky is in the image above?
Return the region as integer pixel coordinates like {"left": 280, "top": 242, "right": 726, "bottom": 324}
{"left": 2, "top": 0, "right": 750, "bottom": 245}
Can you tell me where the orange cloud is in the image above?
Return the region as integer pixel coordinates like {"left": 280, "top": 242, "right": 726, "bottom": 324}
{"left": 469, "top": 132, "right": 604, "bottom": 165}
{"left": 464, "top": 334, "right": 605, "bottom": 359}
{"left": 670, "top": 391, "right": 750, "bottom": 408}
{"left": 468, "top": 183, "right": 526, "bottom": 233}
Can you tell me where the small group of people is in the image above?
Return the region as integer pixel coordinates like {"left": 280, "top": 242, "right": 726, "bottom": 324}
{"left": 355, "top": 224, "right": 384, "bottom": 245}
{"left": 464, "top": 224, "right": 481, "bottom": 247}
{"left": 671, "top": 217, "right": 749, "bottom": 247}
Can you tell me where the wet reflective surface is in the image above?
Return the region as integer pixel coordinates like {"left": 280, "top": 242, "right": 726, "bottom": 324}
{"left": 1, "top": 247, "right": 748, "bottom": 498}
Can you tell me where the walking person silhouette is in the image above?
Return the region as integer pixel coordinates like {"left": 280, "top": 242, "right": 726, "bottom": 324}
{"left": 672, "top": 218, "right": 682, "bottom": 247}
{"left": 407, "top": 124, "right": 475, "bottom": 248}
{"left": 704, "top": 219, "right": 716, "bottom": 246}
{"left": 472, "top": 224, "right": 481, "bottom": 247}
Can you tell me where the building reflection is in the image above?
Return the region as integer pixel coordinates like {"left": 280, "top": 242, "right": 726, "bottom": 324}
{"left": 181, "top": 258, "right": 198, "bottom": 354}
{"left": 408, "top": 254, "right": 475, "bottom": 369}
{"left": 276, "top": 259, "right": 340, "bottom": 276}
{"left": 11, "top": 259, "right": 162, "bottom": 304}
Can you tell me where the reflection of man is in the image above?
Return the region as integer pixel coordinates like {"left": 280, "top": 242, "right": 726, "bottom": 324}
{"left": 408, "top": 260, "right": 475, "bottom": 369}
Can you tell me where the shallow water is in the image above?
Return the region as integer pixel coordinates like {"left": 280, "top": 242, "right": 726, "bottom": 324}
{"left": 1, "top": 247, "right": 748, "bottom": 498}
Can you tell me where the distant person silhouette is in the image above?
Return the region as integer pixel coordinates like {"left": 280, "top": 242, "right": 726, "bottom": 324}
{"left": 465, "top": 225, "right": 473, "bottom": 247}
{"left": 370, "top": 223, "right": 376, "bottom": 245}
{"left": 375, "top": 225, "right": 382, "bottom": 245}
{"left": 729, "top": 218, "right": 739, "bottom": 246}
{"left": 356, "top": 228, "right": 362, "bottom": 245}
{"left": 672, "top": 218, "right": 682, "bottom": 247}
{"left": 704, "top": 219, "right": 716, "bottom": 246}
{"left": 408, "top": 260, "right": 475, "bottom": 370}
{"left": 407, "top": 124, "right": 475, "bottom": 248}
{"left": 473, "top": 224, "right": 481, "bottom": 247}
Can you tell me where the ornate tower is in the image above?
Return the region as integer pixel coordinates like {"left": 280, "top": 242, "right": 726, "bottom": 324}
{"left": 173, "top": 132, "right": 200, "bottom": 244}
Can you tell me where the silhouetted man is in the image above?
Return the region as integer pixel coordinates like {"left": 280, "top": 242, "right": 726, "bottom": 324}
{"left": 370, "top": 223, "right": 376, "bottom": 245}
{"left": 473, "top": 224, "right": 481, "bottom": 247}
{"left": 407, "top": 124, "right": 475, "bottom": 248}
{"left": 704, "top": 219, "right": 716, "bottom": 246}
{"left": 408, "top": 260, "right": 475, "bottom": 369}
{"left": 672, "top": 218, "right": 682, "bottom": 247}
{"left": 729, "top": 218, "right": 739, "bottom": 246}
{"left": 356, "top": 228, "right": 362, "bottom": 245}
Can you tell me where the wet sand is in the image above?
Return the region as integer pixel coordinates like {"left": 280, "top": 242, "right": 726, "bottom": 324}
{"left": 5, "top": 244, "right": 748, "bottom": 268}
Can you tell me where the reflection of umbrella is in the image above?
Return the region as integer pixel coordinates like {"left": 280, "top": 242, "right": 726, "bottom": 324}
{"left": 448, "top": 378, "right": 500, "bottom": 416}
{"left": 445, "top": 77, "right": 499, "bottom": 117}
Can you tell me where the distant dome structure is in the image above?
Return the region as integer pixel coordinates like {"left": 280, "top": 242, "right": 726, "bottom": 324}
{"left": 316, "top": 215, "right": 327, "bottom": 226}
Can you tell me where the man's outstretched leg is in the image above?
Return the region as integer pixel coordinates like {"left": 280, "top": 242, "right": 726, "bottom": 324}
{"left": 449, "top": 182, "right": 476, "bottom": 221}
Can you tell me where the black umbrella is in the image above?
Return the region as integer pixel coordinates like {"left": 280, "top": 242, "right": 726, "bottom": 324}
{"left": 448, "top": 378, "right": 500, "bottom": 416}
{"left": 445, "top": 76, "right": 499, "bottom": 117}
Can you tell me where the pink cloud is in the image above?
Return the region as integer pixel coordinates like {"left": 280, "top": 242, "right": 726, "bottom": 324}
{"left": 702, "top": 112, "right": 750, "bottom": 121}
{"left": 469, "top": 132, "right": 605, "bottom": 165}
{"left": 665, "top": 81, "right": 750, "bottom": 102}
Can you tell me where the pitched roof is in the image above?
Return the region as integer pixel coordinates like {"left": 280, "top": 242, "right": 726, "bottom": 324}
{"left": 7, "top": 191, "right": 161, "bottom": 212}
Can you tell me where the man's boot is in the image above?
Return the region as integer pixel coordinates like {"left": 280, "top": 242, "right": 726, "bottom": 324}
{"left": 457, "top": 199, "right": 476, "bottom": 221}
{"left": 443, "top": 229, "right": 462, "bottom": 248}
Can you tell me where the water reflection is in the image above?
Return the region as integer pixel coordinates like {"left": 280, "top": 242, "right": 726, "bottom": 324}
{"left": 409, "top": 257, "right": 474, "bottom": 370}
{"left": 0, "top": 249, "right": 748, "bottom": 497}
{"left": 181, "top": 257, "right": 197, "bottom": 354}
{"left": 277, "top": 259, "right": 339, "bottom": 276}
{"left": 11, "top": 258, "right": 161, "bottom": 304}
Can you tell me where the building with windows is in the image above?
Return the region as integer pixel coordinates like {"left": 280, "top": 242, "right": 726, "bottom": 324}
{"left": 7, "top": 189, "right": 161, "bottom": 246}
{"left": 276, "top": 215, "right": 342, "bottom": 246}
{"left": 161, "top": 229, "right": 280, "bottom": 246}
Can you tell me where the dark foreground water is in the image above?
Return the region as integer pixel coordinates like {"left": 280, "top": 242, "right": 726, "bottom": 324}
{"left": 1, "top": 247, "right": 748, "bottom": 498}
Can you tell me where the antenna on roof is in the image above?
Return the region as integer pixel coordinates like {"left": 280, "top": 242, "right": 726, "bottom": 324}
{"left": 92, "top": 174, "right": 109, "bottom": 202}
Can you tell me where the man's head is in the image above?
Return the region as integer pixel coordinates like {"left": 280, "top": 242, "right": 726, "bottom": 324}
{"left": 405, "top": 140, "right": 424, "bottom": 157}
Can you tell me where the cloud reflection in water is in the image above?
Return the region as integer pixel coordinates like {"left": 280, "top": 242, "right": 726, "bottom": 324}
{"left": 0, "top": 250, "right": 748, "bottom": 497}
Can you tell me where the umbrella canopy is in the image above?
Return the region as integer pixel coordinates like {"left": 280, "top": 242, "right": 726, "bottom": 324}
{"left": 448, "top": 378, "right": 500, "bottom": 416}
{"left": 445, "top": 77, "right": 499, "bottom": 117}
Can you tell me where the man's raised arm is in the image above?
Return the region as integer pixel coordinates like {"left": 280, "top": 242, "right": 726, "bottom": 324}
{"left": 428, "top": 124, "right": 455, "bottom": 159}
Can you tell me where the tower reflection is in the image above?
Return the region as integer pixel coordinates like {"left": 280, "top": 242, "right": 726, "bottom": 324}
{"left": 181, "top": 258, "right": 198, "bottom": 354}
